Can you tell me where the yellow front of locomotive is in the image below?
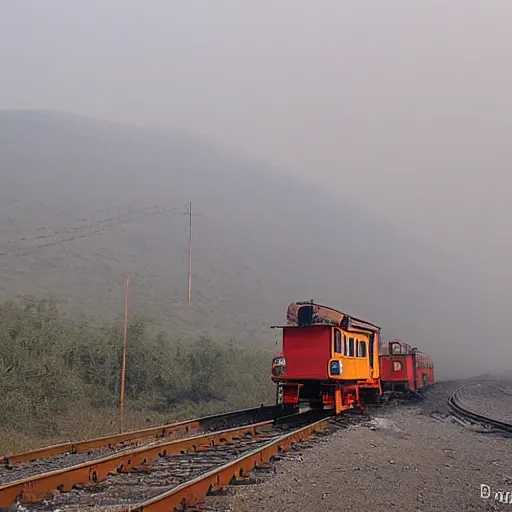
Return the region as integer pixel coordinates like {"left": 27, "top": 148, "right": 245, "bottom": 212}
{"left": 327, "top": 327, "right": 381, "bottom": 382}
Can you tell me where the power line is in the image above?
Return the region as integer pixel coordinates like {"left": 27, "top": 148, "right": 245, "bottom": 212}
{"left": 2, "top": 204, "right": 182, "bottom": 257}
{"left": 1, "top": 201, "right": 203, "bottom": 305}
{"left": 14, "top": 205, "right": 162, "bottom": 244}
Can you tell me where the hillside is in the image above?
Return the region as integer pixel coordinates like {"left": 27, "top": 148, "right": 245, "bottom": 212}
{"left": 0, "top": 110, "right": 487, "bottom": 378}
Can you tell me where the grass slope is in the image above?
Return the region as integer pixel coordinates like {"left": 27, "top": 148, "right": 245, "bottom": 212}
{"left": 0, "top": 110, "right": 484, "bottom": 379}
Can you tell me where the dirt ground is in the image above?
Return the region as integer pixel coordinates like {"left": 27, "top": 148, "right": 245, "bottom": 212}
{"left": 204, "top": 382, "right": 512, "bottom": 512}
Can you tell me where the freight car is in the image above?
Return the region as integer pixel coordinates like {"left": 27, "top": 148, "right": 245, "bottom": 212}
{"left": 271, "top": 301, "right": 434, "bottom": 414}
{"left": 379, "top": 339, "right": 434, "bottom": 393}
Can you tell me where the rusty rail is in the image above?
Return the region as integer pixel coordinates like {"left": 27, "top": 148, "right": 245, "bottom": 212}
{"left": 0, "top": 404, "right": 274, "bottom": 466}
{"left": 448, "top": 384, "right": 512, "bottom": 435}
{"left": 0, "top": 418, "right": 277, "bottom": 508}
{"left": 122, "top": 416, "right": 331, "bottom": 511}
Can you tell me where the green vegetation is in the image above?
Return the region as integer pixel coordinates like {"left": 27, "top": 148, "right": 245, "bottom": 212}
{"left": 0, "top": 295, "right": 275, "bottom": 455}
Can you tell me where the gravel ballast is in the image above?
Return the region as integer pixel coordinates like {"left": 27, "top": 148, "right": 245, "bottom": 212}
{"left": 205, "top": 382, "right": 512, "bottom": 511}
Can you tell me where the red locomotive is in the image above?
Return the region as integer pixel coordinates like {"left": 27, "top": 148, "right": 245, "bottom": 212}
{"left": 271, "top": 301, "right": 434, "bottom": 413}
{"left": 379, "top": 339, "right": 434, "bottom": 393}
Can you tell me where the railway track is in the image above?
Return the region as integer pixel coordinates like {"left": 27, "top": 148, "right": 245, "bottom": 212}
{"left": 0, "top": 405, "right": 276, "bottom": 485}
{"left": 0, "top": 408, "right": 341, "bottom": 511}
{"left": 448, "top": 382, "right": 512, "bottom": 436}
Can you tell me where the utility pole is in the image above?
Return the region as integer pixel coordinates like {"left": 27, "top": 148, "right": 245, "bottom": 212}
{"left": 186, "top": 202, "right": 192, "bottom": 303}
{"left": 184, "top": 202, "right": 201, "bottom": 303}
{"left": 120, "top": 275, "right": 130, "bottom": 433}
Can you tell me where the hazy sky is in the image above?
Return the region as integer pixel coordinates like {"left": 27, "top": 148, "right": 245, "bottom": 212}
{"left": 1, "top": 1, "right": 511, "bottom": 295}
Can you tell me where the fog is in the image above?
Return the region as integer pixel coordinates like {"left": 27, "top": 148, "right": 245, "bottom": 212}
{"left": 1, "top": 1, "right": 511, "bottom": 378}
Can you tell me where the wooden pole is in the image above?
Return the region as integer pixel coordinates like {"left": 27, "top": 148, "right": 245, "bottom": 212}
{"left": 187, "top": 202, "right": 192, "bottom": 303}
{"left": 120, "top": 275, "right": 130, "bottom": 433}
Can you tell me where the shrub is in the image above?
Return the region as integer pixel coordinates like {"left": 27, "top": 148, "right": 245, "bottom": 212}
{"left": 0, "top": 295, "right": 275, "bottom": 453}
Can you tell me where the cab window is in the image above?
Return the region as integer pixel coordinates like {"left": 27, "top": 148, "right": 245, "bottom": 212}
{"left": 349, "top": 337, "right": 355, "bottom": 357}
{"left": 343, "top": 335, "right": 347, "bottom": 355}
{"left": 391, "top": 343, "right": 402, "bottom": 355}
{"left": 334, "top": 330, "right": 342, "bottom": 353}
{"left": 358, "top": 341, "right": 367, "bottom": 358}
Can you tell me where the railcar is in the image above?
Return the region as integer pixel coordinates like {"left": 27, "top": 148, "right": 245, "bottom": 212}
{"left": 379, "top": 339, "right": 434, "bottom": 393}
{"left": 271, "top": 301, "right": 382, "bottom": 414}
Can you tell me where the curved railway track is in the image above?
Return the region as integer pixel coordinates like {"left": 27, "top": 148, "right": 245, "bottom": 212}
{"left": 0, "top": 408, "right": 342, "bottom": 511}
{"left": 448, "top": 382, "right": 512, "bottom": 436}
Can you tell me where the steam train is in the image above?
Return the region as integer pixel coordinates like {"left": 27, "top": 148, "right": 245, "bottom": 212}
{"left": 270, "top": 301, "right": 434, "bottom": 414}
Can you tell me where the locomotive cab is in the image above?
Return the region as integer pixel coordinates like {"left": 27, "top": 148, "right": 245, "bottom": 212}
{"left": 271, "top": 301, "right": 382, "bottom": 414}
